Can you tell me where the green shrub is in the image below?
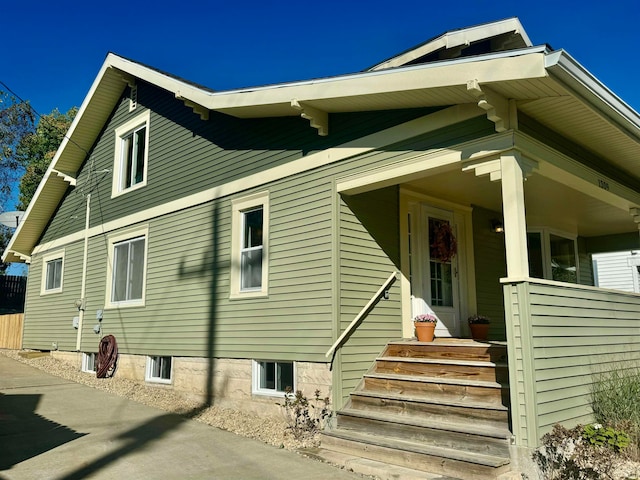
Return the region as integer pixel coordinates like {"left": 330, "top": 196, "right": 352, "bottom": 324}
{"left": 590, "top": 360, "right": 640, "bottom": 456}
{"left": 583, "top": 423, "right": 630, "bottom": 452}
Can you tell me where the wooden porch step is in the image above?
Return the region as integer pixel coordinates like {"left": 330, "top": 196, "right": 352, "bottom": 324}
{"left": 336, "top": 408, "right": 511, "bottom": 457}
{"left": 384, "top": 340, "right": 507, "bottom": 363}
{"left": 363, "top": 372, "right": 508, "bottom": 405}
{"left": 374, "top": 356, "right": 508, "bottom": 383}
{"left": 350, "top": 390, "right": 509, "bottom": 428}
{"left": 321, "top": 428, "right": 511, "bottom": 480}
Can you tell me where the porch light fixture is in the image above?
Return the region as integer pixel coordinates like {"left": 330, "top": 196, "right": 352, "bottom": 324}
{"left": 491, "top": 219, "right": 504, "bottom": 233}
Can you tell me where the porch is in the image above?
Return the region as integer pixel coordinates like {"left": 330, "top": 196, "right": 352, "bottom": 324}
{"left": 323, "top": 112, "right": 640, "bottom": 477}
{"left": 320, "top": 279, "right": 640, "bottom": 479}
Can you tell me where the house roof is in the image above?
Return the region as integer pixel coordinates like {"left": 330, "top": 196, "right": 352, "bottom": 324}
{"left": 4, "top": 18, "right": 640, "bottom": 263}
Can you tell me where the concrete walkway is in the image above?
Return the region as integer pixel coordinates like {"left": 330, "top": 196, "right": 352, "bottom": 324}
{"left": 0, "top": 355, "right": 365, "bottom": 480}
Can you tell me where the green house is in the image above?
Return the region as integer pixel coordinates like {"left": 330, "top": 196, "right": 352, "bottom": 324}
{"left": 5, "top": 18, "right": 640, "bottom": 478}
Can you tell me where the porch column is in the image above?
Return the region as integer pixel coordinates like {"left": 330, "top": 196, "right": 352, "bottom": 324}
{"left": 500, "top": 152, "right": 534, "bottom": 279}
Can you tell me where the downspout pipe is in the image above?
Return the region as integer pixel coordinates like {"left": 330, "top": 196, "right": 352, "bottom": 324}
{"left": 75, "top": 193, "right": 90, "bottom": 351}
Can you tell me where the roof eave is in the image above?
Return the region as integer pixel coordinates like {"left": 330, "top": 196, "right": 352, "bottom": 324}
{"left": 545, "top": 49, "right": 640, "bottom": 141}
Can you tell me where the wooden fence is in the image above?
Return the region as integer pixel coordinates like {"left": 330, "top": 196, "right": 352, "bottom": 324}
{"left": 0, "top": 275, "right": 27, "bottom": 314}
{"left": 0, "top": 313, "right": 23, "bottom": 349}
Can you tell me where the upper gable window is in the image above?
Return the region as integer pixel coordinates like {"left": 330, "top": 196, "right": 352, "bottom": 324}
{"left": 112, "top": 110, "right": 150, "bottom": 197}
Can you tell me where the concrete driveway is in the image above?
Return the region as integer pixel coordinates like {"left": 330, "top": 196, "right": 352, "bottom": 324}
{"left": 0, "top": 355, "right": 364, "bottom": 480}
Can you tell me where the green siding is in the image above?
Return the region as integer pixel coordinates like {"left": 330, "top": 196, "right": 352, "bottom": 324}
{"left": 337, "top": 187, "right": 403, "bottom": 407}
{"left": 26, "top": 89, "right": 498, "bottom": 402}
{"left": 472, "top": 206, "right": 506, "bottom": 339}
{"left": 505, "top": 279, "right": 640, "bottom": 447}
{"left": 23, "top": 241, "right": 84, "bottom": 351}
{"left": 41, "top": 81, "right": 438, "bottom": 243}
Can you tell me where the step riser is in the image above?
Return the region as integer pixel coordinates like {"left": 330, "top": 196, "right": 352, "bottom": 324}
{"left": 364, "top": 376, "right": 508, "bottom": 406}
{"left": 321, "top": 433, "right": 510, "bottom": 480}
{"left": 375, "top": 360, "right": 508, "bottom": 383}
{"left": 384, "top": 343, "right": 507, "bottom": 363}
{"left": 336, "top": 414, "right": 510, "bottom": 457}
{"left": 350, "top": 394, "right": 508, "bottom": 428}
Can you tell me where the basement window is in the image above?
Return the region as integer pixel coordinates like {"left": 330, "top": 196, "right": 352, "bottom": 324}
{"left": 252, "top": 360, "right": 294, "bottom": 396}
{"left": 82, "top": 352, "right": 96, "bottom": 373}
{"left": 146, "top": 356, "right": 172, "bottom": 384}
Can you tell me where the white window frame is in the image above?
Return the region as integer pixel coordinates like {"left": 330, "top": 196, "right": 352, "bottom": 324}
{"left": 105, "top": 226, "right": 149, "bottom": 309}
{"left": 145, "top": 356, "right": 173, "bottom": 384}
{"left": 230, "top": 191, "right": 269, "bottom": 298}
{"left": 527, "top": 227, "right": 579, "bottom": 283}
{"left": 82, "top": 352, "right": 96, "bottom": 373}
{"left": 112, "top": 110, "right": 150, "bottom": 198}
{"left": 252, "top": 360, "right": 295, "bottom": 397}
{"left": 40, "top": 250, "right": 65, "bottom": 295}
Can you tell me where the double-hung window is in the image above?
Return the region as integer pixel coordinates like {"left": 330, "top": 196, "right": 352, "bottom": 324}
{"left": 40, "top": 250, "right": 65, "bottom": 295}
{"left": 112, "top": 110, "right": 150, "bottom": 197}
{"left": 230, "top": 192, "right": 269, "bottom": 298}
{"left": 106, "top": 227, "right": 148, "bottom": 308}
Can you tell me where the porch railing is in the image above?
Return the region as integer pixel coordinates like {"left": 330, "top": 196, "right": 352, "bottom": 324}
{"left": 504, "top": 277, "right": 640, "bottom": 448}
{"left": 325, "top": 270, "right": 398, "bottom": 360}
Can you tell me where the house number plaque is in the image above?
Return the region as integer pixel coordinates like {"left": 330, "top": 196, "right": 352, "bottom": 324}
{"left": 597, "top": 179, "right": 610, "bottom": 191}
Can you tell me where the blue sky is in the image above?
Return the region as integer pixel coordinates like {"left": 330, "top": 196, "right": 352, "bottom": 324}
{"left": 3, "top": 0, "right": 639, "bottom": 118}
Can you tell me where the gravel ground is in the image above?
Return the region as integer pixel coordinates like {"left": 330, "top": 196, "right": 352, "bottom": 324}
{"left": 0, "top": 350, "right": 317, "bottom": 451}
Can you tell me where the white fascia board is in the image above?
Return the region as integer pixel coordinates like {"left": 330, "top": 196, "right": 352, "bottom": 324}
{"left": 205, "top": 48, "right": 548, "bottom": 112}
{"left": 545, "top": 50, "right": 640, "bottom": 138}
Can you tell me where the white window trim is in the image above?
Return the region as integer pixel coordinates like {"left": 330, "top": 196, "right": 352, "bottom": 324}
{"left": 40, "top": 250, "right": 65, "bottom": 295}
{"left": 81, "top": 352, "right": 96, "bottom": 373}
{"left": 528, "top": 227, "right": 579, "bottom": 282}
{"left": 105, "top": 225, "right": 149, "bottom": 309}
{"left": 112, "top": 110, "right": 150, "bottom": 198}
{"left": 230, "top": 191, "right": 269, "bottom": 298}
{"left": 145, "top": 356, "right": 173, "bottom": 384}
{"left": 252, "top": 360, "right": 295, "bottom": 397}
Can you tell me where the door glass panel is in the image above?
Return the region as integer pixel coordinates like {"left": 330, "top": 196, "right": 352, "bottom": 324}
{"left": 428, "top": 217, "right": 453, "bottom": 307}
{"left": 550, "top": 234, "right": 577, "bottom": 283}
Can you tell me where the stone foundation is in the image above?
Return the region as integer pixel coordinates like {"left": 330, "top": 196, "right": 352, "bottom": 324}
{"left": 57, "top": 351, "right": 332, "bottom": 418}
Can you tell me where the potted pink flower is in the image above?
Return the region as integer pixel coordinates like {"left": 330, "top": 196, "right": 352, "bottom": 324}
{"left": 414, "top": 314, "right": 437, "bottom": 342}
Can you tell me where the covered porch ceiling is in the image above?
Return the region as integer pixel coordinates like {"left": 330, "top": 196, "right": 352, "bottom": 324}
{"left": 403, "top": 168, "right": 638, "bottom": 238}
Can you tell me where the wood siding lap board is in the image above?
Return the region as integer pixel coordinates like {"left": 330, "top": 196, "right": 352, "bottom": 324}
{"left": 505, "top": 279, "right": 640, "bottom": 448}
{"left": 25, "top": 83, "right": 496, "bottom": 380}
{"left": 40, "top": 83, "right": 437, "bottom": 243}
{"left": 23, "top": 241, "right": 84, "bottom": 351}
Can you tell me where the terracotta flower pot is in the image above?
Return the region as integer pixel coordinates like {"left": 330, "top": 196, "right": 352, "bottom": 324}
{"left": 414, "top": 322, "right": 436, "bottom": 342}
{"left": 469, "top": 323, "right": 490, "bottom": 341}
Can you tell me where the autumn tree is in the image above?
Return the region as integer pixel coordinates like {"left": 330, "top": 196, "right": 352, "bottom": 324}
{"left": 16, "top": 107, "right": 77, "bottom": 210}
{"left": 1, "top": 88, "right": 76, "bottom": 274}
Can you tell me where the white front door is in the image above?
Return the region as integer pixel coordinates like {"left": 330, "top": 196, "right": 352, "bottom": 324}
{"left": 412, "top": 205, "right": 461, "bottom": 337}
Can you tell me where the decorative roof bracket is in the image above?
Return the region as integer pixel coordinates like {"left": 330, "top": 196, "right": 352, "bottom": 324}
{"left": 291, "top": 99, "right": 328, "bottom": 136}
{"left": 467, "top": 79, "right": 509, "bottom": 132}
{"left": 175, "top": 93, "right": 210, "bottom": 121}
{"left": 462, "top": 150, "right": 538, "bottom": 182}
{"left": 630, "top": 208, "right": 640, "bottom": 229}
{"left": 52, "top": 169, "right": 77, "bottom": 187}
